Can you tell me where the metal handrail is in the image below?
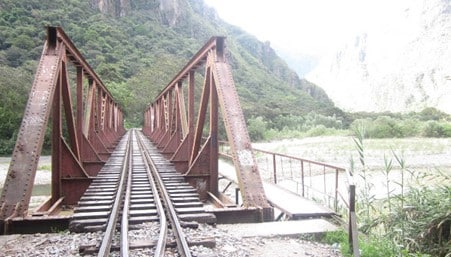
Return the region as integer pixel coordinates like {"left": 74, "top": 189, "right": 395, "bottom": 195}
{"left": 247, "top": 148, "right": 344, "bottom": 211}
{"left": 219, "top": 143, "right": 359, "bottom": 256}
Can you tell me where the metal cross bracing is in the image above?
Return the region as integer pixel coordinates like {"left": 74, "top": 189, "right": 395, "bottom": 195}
{"left": 0, "top": 27, "right": 359, "bottom": 253}
{"left": 142, "top": 37, "right": 274, "bottom": 222}
{"left": 0, "top": 27, "right": 272, "bottom": 235}
{"left": 0, "top": 27, "right": 125, "bottom": 231}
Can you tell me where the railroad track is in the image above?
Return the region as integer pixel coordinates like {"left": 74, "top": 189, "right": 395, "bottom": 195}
{"left": 69, "top": 129, "right": 216, "bottom": 256}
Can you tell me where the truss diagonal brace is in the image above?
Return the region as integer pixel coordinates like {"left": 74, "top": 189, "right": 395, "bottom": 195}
{"left": 0, "top": 27, "right": 126, "bottom": 221}
{"left": 212, "top": 58, "right": 270, "bottom": 209}
{"left": 0, "top": 38, "right": 63, "bottom": 219}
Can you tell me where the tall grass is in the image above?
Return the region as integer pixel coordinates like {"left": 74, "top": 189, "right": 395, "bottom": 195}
{"left": 342, "top": 124, "right": 451, "bottom": 256}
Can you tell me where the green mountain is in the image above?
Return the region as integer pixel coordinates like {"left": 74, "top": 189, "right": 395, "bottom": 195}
{"left": 0, "top": 0, "right": 345, "bottom": 153}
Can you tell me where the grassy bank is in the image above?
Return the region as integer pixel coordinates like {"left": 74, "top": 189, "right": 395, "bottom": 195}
{"left": 254, "top": 135, "right": 450, "bottom": 256}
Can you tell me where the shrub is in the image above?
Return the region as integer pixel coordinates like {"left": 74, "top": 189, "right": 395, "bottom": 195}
{"left": 348, "top": 107, "right": 451, "bottom": 139}
{"left": 419, "top": 107, "right": 450, "bottom": 121}
{"left": 422, "top": 121, "right": 451, "bottom": 137}
{"left": 306, "top": 125, "right": 327, "bottom": 136}
{"left": 398, "top": 118, "right": 422, "bottom": 137}
{"left": 272, "top": 114, "right": 304, "bottom": 131}
{"left": 384, "top": 184, "right": 451, "bottom": 256}
{"left": 367, "top": 116, "right": 403, "bottom": 138}
{"left": 247, "top": 116, "right": 267, "bottom": 141}
{"left": 0, "top": 136, "right": 16, "bottom": 156}
{"left": 350, "top": 118, "right": 372, "bottom": 137}
{"left": 304, "top": 112, "right": 343, "bottom": 130}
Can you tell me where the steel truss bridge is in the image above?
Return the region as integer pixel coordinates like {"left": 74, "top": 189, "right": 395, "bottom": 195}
{"left": 0, "top": 26, "right": 358, "bottom": 256}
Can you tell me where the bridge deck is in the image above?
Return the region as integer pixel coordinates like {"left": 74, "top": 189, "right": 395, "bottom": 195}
{"left": 263, "top": 183, "right": 335, "bottom": 219}
{"left": 219, "top": 164, "right": 335, "bottom": 220}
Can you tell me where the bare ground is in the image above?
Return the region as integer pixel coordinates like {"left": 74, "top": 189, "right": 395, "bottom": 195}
{"left": 253, "top": 136, "right": 451, "bottom": 171}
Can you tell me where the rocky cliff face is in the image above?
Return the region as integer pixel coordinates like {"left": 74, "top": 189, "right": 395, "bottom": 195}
{"left": 158, "top": 0, "right": 181, "bottom": 26}
{"left": 307, "top": 0, "right": 451, "bottom": 113}
{"left": 91, "top": 0, "right": 182, "bottom": 25}
{"left": 85, "top": 0, "right": 338, "bottom": 118}
{"left": 91, "top": 0, "right": 130, "bottom": 16}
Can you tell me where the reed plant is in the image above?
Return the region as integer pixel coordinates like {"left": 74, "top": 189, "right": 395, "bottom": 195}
{"left": 345, "top": 124, "right": 451, "bottom": 256}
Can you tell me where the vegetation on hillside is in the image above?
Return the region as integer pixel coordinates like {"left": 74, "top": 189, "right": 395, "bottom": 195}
{"left": 349, "top": 107, "right": 451, "bottom": 138}
{"left": 0, "top": 0, "right": 344, "bottom": 154}
{"left": 0, "top": 0, "right": 449, "bottom": 155}
{"left": 248, "top": 107, "right": 451, "bottom": 141}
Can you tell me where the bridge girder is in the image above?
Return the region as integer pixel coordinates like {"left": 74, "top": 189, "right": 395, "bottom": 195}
{"left": 0, "top": 27, "right": 125, "bottom": 223}
{"left": 143, "top": 37, "right": 273, "bottom": 221}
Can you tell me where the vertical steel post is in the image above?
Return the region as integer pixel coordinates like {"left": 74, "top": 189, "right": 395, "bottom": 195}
{"left": 76, "top": 67, "right": 84, "bottom": 156}
{"left": 349, "top": 184, "right": 359, "bottom": 257}
{"left": 83, "top": 80, "right": 94, "bottom": 137}
{"left": 301, "top": 160, "right": 305, "bottom": 197}
{"left": 323, "top": 166, "right": 327, "bottom": 203}
{"left": 61, "top": 61, "right": 80, "bottom": 159}
{"left": 335, "top": 169, "right": 339, "bottom": 212}
{"left": 188, "top": 70, "right": 195, "bottom": 143}
{"left": 52, "top": 65, "right": 62, "bottom": 202}
{"left": 273, "top": 154, "right": 277, "bottom": 184}
{"left": 209, "top": 70, "right": 218, "bottom": 196}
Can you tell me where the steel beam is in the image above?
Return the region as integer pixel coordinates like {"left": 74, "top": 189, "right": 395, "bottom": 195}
{"left": 0, "top": 27, "right": 125, "bottom": 221}
{"left": 142, "top": 37, "right": 273, "bottom": 221}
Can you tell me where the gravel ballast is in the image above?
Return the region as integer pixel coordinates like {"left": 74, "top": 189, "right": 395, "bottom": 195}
{"left": 1, "top": 223, "right": 341, "bottom": 257}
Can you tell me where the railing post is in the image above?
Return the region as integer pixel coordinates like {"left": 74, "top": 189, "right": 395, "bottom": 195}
{"left": 272, "top": 154, "right": 277, "bottom": 184}
{"left": 323, "top": 166, "right": 327, "bottom": 203}
{"left": 335, "top": 169, "right": 339, "bottom": 212}
{"left": 301, "top": 160, "right": 305, "bottom": 197}
{"left": 349, "top": 184, "right": 360, "bottom": 257}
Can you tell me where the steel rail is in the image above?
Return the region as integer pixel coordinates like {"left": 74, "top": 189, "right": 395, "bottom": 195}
{"left": 94, "top": 129, "right": 171, "bottom": 256}
{"left": 97, "top": 131, "right": 132, "bottom": 257}
{"left": 120, "top": 131, "right": 134, "bottom": 256}
{"left": 136, "top": 131, "right": 192, "bottom": 257}
{"left": 133, "top": 129, "right": 168, "bottom": 257}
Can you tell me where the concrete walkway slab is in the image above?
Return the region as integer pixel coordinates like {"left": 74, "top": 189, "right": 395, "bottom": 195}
{"left": 217, "top": 219, "right": 338, "bottom": 238}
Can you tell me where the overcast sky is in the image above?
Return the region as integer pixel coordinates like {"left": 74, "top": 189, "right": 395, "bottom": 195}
{"left": 204, "top": 0, "right": 409, "bottom": 58}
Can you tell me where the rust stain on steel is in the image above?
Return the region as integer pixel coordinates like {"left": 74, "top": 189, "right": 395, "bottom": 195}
{"left": 0, "top": 42, "right": 63, "bottom": 219}
{"left": 0, "top": 27, "right": 125, "bottom": 220}
{"left": 142, "top": 37, "right": 272, "bottom": 215}
{"left": 213, "top": 58, "right": 270, "bottom": 209}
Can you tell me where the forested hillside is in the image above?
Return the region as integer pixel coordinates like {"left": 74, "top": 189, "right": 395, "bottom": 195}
{"left": 0, "top": 0, "right": 345, "bottom": 154}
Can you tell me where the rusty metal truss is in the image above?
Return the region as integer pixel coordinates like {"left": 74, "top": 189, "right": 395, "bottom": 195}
{"left": 0, "top": 27, "right": 125, "bottom": 223}
{"left": 142, "top": 37, "right": 273, "bottom": 221}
